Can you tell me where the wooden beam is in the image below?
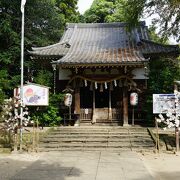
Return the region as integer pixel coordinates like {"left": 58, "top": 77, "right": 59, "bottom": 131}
{"left": 92, "top": 87, "right": 96, "bottom": 123}
{"left": 123, "top": 86, "right": 129, "bottom": 126}
{"left": 74, "top": 80, "right": 80, "bottom": 126}
{"left": 109, "top": 88, "right": 112, "bottom": 120}
{"left": 74, "top": 87, "right": 80, "bottom": 114}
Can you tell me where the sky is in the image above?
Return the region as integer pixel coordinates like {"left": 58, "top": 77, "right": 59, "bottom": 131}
{"left": 77, "top": 0, "right": 94, "bottom": 14}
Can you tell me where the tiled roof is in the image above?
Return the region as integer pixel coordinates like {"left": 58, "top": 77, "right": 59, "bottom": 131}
{"left": 140, "top": 39, "right": 179, "bottom": 55}
{"left": 29, "top": 42, "right": 69, "bottom": 60}
{"left": 29, "top": 22, "right": 179, "bottom": 66}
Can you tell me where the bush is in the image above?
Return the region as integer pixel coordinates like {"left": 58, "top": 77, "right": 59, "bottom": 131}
{"left": 31, "top": 93, "right": 65, "bottom": 127}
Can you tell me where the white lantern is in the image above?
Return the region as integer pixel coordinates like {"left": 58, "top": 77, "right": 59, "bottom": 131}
{"left": 130, "top": 92, "right": 138, "bottom": 106}
{"left": 64, "top": 93, "right": 72, "bottom": 107}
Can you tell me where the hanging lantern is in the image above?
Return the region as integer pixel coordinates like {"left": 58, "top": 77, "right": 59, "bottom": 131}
{"left": 95, "top": 82, "right": 98, "bottom": 89}
{"left": 100, "top": 83, "right": 103, "bottom": 92}
{"left": 130, "top": 92, "right": 138, "bottom": 106}
{"left": 114, "top": 80, "right": 117, "bottom": 87}
{"left": 104, "top": 82, "right": 108, "bottom": 89}
{"left": 118, "top": 80, "right": 123, "bottom": 87}
{"left": 64, "top": 93, "right": 72, "bottom": 107}
{"left": 84, "top": 79, "right": 88, "bottom": 87}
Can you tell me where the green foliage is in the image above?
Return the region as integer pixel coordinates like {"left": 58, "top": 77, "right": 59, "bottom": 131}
{"left": 84, "top": 0, "right": 127, "bottom": 23}
{"left": 0, "top": 90, "right": 6, "bottom": 106}
{"left": 149, "top": 58, "right": 180, "bottom": 93}
{"left": 31, "top": 93, "right": 65, "bottom": 127}
{"left": 33, "top": 70, "right": 53, "bottom": 88}
{"left": 84, "top": 0, "right": 114, "bottom": 23}
{"left": 85, "top": 0, "right": 180, "bottom": 41}
{"left": 144, "top": 57, "right": 180, "bottom": 122}
{"left": 125, "top": 0, "right": 180, "bottom": 41}
{"left": 42, "top": 106, "right": 61, "bottom": 127}
{"left": 148, "top": 26, "right": 168, "bottom": 44}
{"left": 0, "top": 0, "right": 79, "bottom": 105}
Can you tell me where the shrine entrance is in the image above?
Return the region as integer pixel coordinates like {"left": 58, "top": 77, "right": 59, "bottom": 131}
{"left": 95, "top": 90, "right": 109, "bottom": 108}
{"left": 80, "top": 86, "right": 123, "bottom": 122}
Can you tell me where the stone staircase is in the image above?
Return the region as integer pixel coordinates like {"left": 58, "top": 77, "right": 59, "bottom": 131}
{"left": 39, "top": 126, "right": 155, "bottom": 152}
{"left": 80, "top": 119, "right": 123, "bottom": 126}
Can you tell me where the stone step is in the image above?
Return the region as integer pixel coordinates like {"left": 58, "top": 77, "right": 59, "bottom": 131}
{"left": 50, "top": 131, "right": 129, "bottom": 134}
{"left": 0, "top": 148, "right": 11, "bottom": 153}
{"left": 38, "top": 147, "right": 132, "bottom": 152}
{"left": 38, "top": 146, "right": 154, "bottom": 152}
{"left": 47, "top": 129, "right": 149, "bottom": 133}
{"left": 39, "top": 127, "right": 155, "bottom": 152}
{"left": 39, "top": 142, "right": 154, "bottom": 148}
{"left": 40, "top": 140, "right": 154, "bottom": 146}
{"left": 40, "top": 142, "right": 132, "bottom": 148}
{"left": 40, "top": 136, "right": 153, "bottom": 143}
{"left": 51, "top": 129, "right": 148, "bottom": 132}
{"left": 80, "top": 123, "right": 122, "bottom": 126}
{"left": 42, "top": 134, "right": 151, "bottom": 140}
{"left": 55, "top": 126, "right": 147, "bottom": 130}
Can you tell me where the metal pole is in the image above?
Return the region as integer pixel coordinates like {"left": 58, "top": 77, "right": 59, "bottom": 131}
{"left": 175, "top": 127, "right": 179, "bottom": 152}
{"left": 52, "top": 64, "right": 56, "bottom": 94}
{"left": 69, "top": 106, "right": 71, "bottom": 120}
{"left": 174, "top": 84, "right": 179, "bottom": 152}
{"left": 155, "top": 118, "right": 159, "bottom": 153}
{"left": 20, "top": 6, "right": 25, "bottom": 152}
{"left": 53, "top": 69, "right": 56, "bottom": 94}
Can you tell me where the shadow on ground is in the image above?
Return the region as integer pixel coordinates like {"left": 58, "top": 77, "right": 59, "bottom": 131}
{"left": 0, "top": 158, "right": 82, "bottom": 180}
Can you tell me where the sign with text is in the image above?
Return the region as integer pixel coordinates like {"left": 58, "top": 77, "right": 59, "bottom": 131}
{"left": 153, "top": 94, "right": 175, "bottom": 114}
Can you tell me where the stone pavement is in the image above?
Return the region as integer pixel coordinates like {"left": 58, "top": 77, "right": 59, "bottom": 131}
{"left": 0, "top": 151, "right": 154, "bottom": 180}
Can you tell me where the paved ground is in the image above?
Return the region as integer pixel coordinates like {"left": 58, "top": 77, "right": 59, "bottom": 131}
{"left": 0, "top": 151, "right": 154, "bottom": 180}
{"left": 140, "top": 152, "right": 180, "bottom": 180}
{"left": 0, "top": 151, "right": 180, "bottom": 180}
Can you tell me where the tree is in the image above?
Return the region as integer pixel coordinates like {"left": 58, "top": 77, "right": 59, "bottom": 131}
{"left": 145, "top": 57, "right": 180, "bottom": 122}
{"left": 84, "top": 0, "right": 127, "bottom": 23}
{"left": 125, "top": 0, "right": 180, "bottom": 41}
{"left": 0, "top": 0, "right": 79, "bottom": 104}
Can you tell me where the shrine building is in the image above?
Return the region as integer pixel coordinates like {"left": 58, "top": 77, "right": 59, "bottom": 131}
{"left": 29, "top": 22, "right": 179, "bottom": 126}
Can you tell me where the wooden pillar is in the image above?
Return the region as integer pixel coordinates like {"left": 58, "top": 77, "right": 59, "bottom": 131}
{"left": 92, "top": 87, "right": 96, "bottom": 123}
{"left": 108, "top": 88, "right": 112, "bottom": 120}
{"left": 74, "top": 80, "right": 80, "bottom": 126}
{"left": 123, "top": 86, "right": 129, "bottom": 126}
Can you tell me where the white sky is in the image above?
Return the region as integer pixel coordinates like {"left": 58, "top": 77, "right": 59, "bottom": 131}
{"left": 77, "top": 0, "right": 94, "bottom": 14}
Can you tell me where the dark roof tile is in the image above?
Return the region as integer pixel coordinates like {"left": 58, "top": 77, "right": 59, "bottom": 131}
{"left": 29, "top": 22, "right": 179, "bottom": 66}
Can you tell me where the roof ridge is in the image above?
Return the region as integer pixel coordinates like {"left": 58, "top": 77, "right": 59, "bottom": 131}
{"left": 141, "top": 39, "right": 179, "bottom": 48}
{"left": 66, "top": 21, "right": 146, "bottom": 28}
{"left": 31, "top": 41, "right": 68, "bottom": 51}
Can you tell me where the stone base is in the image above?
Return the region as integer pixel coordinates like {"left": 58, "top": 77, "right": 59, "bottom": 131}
{"left": 123, "top": 123, "right": 130, "bottom": 127}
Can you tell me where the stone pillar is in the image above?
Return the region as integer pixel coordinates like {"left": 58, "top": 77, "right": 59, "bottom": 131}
{"left": 123, "top": 86, "right": 129, "bottom": 126}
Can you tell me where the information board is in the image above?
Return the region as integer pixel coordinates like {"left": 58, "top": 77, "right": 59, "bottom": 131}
{"left": 153, "top": 94, "right": 175, "bottom": 114}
